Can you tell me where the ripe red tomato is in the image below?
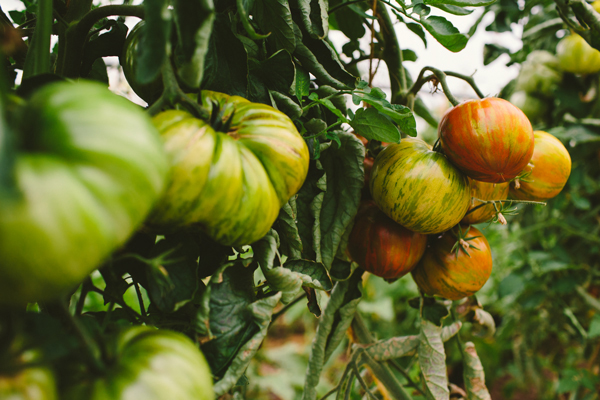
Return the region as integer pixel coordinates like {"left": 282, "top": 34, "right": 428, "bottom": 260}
{"left": 438, "top": 97, "right": 534, "bottom": 183}
{"left": 411, "top": 226, "right": 493, "bottom": 300}
{"left": 509, "top": 131, "right": 571, "bottom": 201}
{"left": 347, "top": 202, "right": 427, "bottom": 279}
{"left": 370, "top": 137, "right": 470, "bottom": 235}
{"left": 461, "top": 179, "right": 509, "bottom": 225}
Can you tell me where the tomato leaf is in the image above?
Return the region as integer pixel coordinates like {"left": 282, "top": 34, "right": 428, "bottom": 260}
{"left": 423, "top": 0, "right": 496, "bottom": 6}
{"left": 318, "top": 132, "right": 365, "bottom": 270}
{"left": 407, "top": 22, "right": 428, "bottom": 47}
{"left": 253, "top": 0, "right": 296, "bottom": 53}
{"left": 252, "top": 50, "right": 296, "bottom": 94}
{"left": 294, "top": 0, "right": 328, "bottom": 39}
{"left": 302, "top": 271, "right": 363, "bottom": 400}
{"left": 419, "top": 318, "right": 450, "bottom": 400}
{"left": 430, "top": 3, "right": 473, "bottom": 15}
{"left": 270, "top": 90, "right": 303, "bottom": 121}
{"left": 137, "top": 0, "right": 171, "bottom": 84}
{"left": 274, "top": 196, "right": 303, "bottom": 259}
{"left": 202, "top": 14, "right": 249, "bottom": 97}
{"left": 173, "top": 0, "right": 215, "bottom": 88}
{"left": 296, "top": 160, "right": 326, "bottom": 262}
{"left": 349, "top": 108, "right": 401, "bottom": 143}
{"left": 352, "top": 90, "right": 417, "bottom": 137}
{"left": 462, "top": 342, "right": 492, "bottom": 400}
{"left": 295, "top": 64, "right": 311, "bottom": 102}
{"left": 329, "top": 1, "right": 366, "bottom": 40}
{"left": 329, "top": 259, "right": 359, "bottom": 281}
{"left": 419, "top": 15, "right": 468, "bottom": 53}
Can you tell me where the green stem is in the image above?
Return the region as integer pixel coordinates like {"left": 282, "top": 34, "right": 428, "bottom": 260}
{"left": 464, "top": 198, "right": 546, "bottom": 217}
{"left": 0, "top": 80, "right": 18, "bottom": 198}
{"left": 328, "top": 0, "right": 369, "bottom": 15}
{"left": 270, "top": 293, "right": 307, "bottom": 324}
{"left": 133, "top": 280, "right": 146, "bottom": 317}
{"left": 75, "top": 277, "right": 92, "bottom": 316}
{"left": 409, "top": 66, "right": 460, "bottom": 106}
{"left": 22, "top": 0, "right": 53, "bottom": 79}
{"left": 88, "top": 286, "right": 149, "bottom": 324}
{"left": 236, "top": 0, "right": 269, "bottom": 39}
{"left": 147, "top": 60, "right": 209, "bottom": 119}
{"left": 58, "top": 5, "right": 144, "bottom": 78}
{"left": 445, "top": 71, "right": 485, "bottom": 99}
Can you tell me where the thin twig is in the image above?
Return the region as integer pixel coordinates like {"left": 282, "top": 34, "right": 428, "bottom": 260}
{"left": 270, "top": 292, "right": 307, "bottom": 325}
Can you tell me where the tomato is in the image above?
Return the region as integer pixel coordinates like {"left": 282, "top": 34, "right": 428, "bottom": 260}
{"left": 0, "top": 350, "right": 57, "bottom": 400}
{"left": 461, "top": 179, "right": 509, "bottom": 225}
{"left": 514, "top": 50, "right": 562, "bottom": 97}
{"left": 509, "top": 130, "right": 571, "bottom": 201}
{"left": 411, "top": 226, "right": 493, "bottom": 300}
{"left": 347, "top": 201, "right": 427, "bottom": 279}
{"left": 369, "top": 137, "right": 470, "bottom": 234}
{"left": 438, "top": 97, "right": 535, "bottom": 183}
{"left": 556, "top": 34, "right": 600, "bottom": 76}
{"left": 508, "top": 91, "right": 549, "bottom": 124}
{"left": 120, "top": 22, "right": 163, "bottom": 103}
{"left": 0, "top": 82, "right": 168, "bottom": 306}
{"left": 147, "top": 90, "right": 310, "bottom": 246}
{"left": 64, "top": 326, "right": 214, "bottom": 400}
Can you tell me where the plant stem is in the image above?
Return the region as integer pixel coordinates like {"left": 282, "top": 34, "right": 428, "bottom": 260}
{"left": 133, "top": 280, "right": 146, "bottom": 317}
{"left": 22, "top": 0, "right": 53, "bottom": 79}
{"left": 88, "top": 286, "right": 149, "bottom": 324}
{"left": 464, "top": 198, "right": 546, "bottom": 217}
{"left": 445, "top": 71, "right": 485, "bottom": 99}
{"left": 409, "top": 67, "right": 460, "bottom": 106}
{"left": 270, "top": 293, "right": 307, "bottom": 324}
{"left": 75, "top": 277, "right": 92, "bottom": 316}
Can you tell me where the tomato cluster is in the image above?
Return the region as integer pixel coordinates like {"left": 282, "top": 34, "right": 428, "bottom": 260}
{"left": 349, "top": 97, "right": 571, "bottom": 300}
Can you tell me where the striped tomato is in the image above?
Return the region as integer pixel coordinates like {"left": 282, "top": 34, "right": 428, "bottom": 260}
{"left": 438, "top": 98, "right": 534, "bottom": 183}
{"left": 411, "top": 226, "right": 493, "bottom": 300}
{"left": 347, "top": 201, "right": 427, "bottom": 279}
{"left": 510, "top": 131, "right": 571, "bottom": 201}
{"left": 370, "top": 137, "right": 470, "bottom": 234}
{"left": 461, "top": 179, "right": 509, "bottom": 225}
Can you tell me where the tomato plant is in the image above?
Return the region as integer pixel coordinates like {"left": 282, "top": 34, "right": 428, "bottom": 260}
{"left": 461, "top": 179, "right": 509, "bottom": 225}
{"left": 0, "top": 81, "right": 168, "bottom": 305}
{"left": 411, "top": 226, "right": 493, "bottom": 301}
{"left": 510, "top": 130, "right": 572, "bottom": 201}
{"left": 370, "top": 137, "right": 470, "bottom": 234}
{"left": 64, "top": 326, "right": 214, "bottom": 400}
{"left": 347, "top": 201, "right": 427, "bottom": 280}
{"left": 509, "top": 91, "right": 550, "bottom": 124}
{"left": 439, "top": 97, "right": 534, "bottom": 183}
{"left": 147, "top": 90, "right": 309, "bottom": 246}
{"left": 0, "top": 350, "right": 57, "bottom": 400}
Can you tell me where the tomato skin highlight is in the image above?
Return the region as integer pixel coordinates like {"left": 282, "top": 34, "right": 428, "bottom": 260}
{"left": 411, "top": 226, "right": 493, "bottom": 301}
{"left": 509, "top": 131, "right": 571, "bottom": 201}
{"left": 148, "top": 91, "right": 310, "bottom": 246}
{"left": 461, "top": 179, "right": 509, "bottom": 225}
{"left": 370, "top": 137, "right": 470, "bottom": 235}
{"left": 348, "top": 201, "right": 427, "bottom": 279}
{"left": 438, "top": 97, "right": 535, "bottom": 183}
{"left": 63, "top": 327, "right": 214, "bottom": 400}
{"left": 0, "top": 82, "right": 169, "bottom": 306}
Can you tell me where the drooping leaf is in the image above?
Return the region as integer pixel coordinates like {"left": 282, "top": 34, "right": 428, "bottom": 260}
{"left": 352, "top": 89, "right": 417, "bottom": 137}
{"left": 419, "top": 15, "right": 468, "bottom": 53}
{"left": 294, "top": 0, "right": 328, "bottom": 39}
{"left": 295, "top": 63, "right": 311, "bottom": 102}
{"left": 462, "top": 342, "right": 492, "bottom": 400}
{"left": 296, "top": 159, "right": 326, "bottom": 261}
{"left": 270, "top": 90, "right": 303, "bottom": 120}
{"left": 349, "top": 108, "right": 401, "bottom": 143}
{"left": 253, "top": 50, "right": 296, "bottom": 94}
{"left": 329, "top": 259, "right": 359, "bottom": 281}
{"left": 329, "top": 1, "right": 366, "bottom": 40}
{"left": 173, "top": 0, "right": 216, "bottom": 88}
{"left": 273, "top": 196, "right": 303, "bottom": 259}
{"left": 253, "top": 0, "right": 296, "bottom": 53}
{"left": 302, "top": 270, "right": 363, "bottom": 400}
{"left": 81, "top": 21, "right": 128, "bottom": 78}
{"left": 318, "top": 132, "right": 364, "bottom": 269}
{"left": 430, "top": 3, "right": 473, "bottom": 15}
{"left": 137, "top": 0, "right": 171, "bottom": 84}
{"left": 419, "top": 318, "right": 450, "bottom": 400}
{"left": 213, "top": 292, "right": 282, "bottom": 396}
{"left": 424, "top": 0, "right": 496, "bottom": 6}
{"left": 407, "top": 22, "right": 428, "bottom": 47}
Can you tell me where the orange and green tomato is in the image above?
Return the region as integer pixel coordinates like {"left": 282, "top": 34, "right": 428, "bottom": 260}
{"left": 438, "top": 97, "right": 534, "bottom": 183}
{"left": 509, "top": 131, "right": 571, "bottom": 201}
{"left": 369, "top": 137, "right": 470, "bottom": 235}
{"left": 411, "top": 226, "right": 493, "bottom": 301}
{"left": 347, "top": 201, "right": 427, "bottom": 279}
{"left": 461, "top": 179, "right": 509, "bottom": 225}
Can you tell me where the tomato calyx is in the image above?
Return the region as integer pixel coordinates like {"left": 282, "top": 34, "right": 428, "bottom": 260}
{"left": 208, "top": 99, "right": 235, "bottom": 134}
{"left": 450, "top": 224, "right": 481, "bottom": 258}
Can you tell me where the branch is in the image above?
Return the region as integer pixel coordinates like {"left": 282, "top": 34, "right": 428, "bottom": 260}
{"left": 409, "top": 66, "right": 461, "bottom": 106}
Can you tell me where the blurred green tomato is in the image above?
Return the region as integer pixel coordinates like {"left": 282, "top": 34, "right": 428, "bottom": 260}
{"left": 556, "top": 34, "right": 600, "bottom": 75}
{"left": 515, "top": 50, "right": 562, "bottom": 97}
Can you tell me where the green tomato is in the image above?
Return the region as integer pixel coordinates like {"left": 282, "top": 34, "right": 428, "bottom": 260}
{"left": 515, "top": 50, "right": 562, "bottom": 97}
{"left": 509, "top": 91, "right": 550, "bottom": 124}
{"left": 0, "top": 350, "right": 57, "bottom": 400}
{"left": 556, "top": 34, "right": 600, "bottom": 75}
{"left": 120, "top": 22, "right": 164, "bottom": 103}
{"left": 0, "top": 81, "right": 169, "bottom": 306}
{"left": 148, "top": 90, "right": 310, "bottom": 246}
{"left": 64, "top": 327, "right": 214, "bottom": 400}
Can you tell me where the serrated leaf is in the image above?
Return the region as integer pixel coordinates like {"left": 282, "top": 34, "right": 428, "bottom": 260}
{"left": 463, "top": 342, "right": 492, "bottom": 400}
{"left": 350, "top": 108, "right": 401, "bottom": 143}
{"left": 253, "top": 0, "right": 296, "bottom": 53}
{"left": 145, "top": 235, "right": 200, "bottom": 313}
{"left": 419, "top": 318, "right": 450, "bottom": 400}
{"left": 295, "top": 0, "right": 328, "bottom": 39}
{"left": 173, "top": 0, "right": 215, "bottom": 88}
{"left": 302, "top": 271, "right": 363, "bottom": 400}
{"left": 137, "top": 0, "right": 171, "bottom": 84}
{"left": 202, "top": 14, "right": 248, "bottom": 97}
{"left": 213, "top": 292, "right": 282, "bottom": 396}
{"left": 318, "top": 132, "right": 364, "bottom": 269}
{"left": 424, "top": 0, "right": 496, "bottom": 6}
{"left": 420, "top": 15, "right": 468, "bottom": 52}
